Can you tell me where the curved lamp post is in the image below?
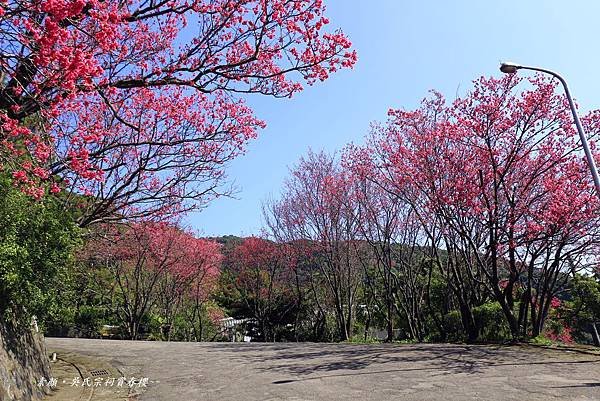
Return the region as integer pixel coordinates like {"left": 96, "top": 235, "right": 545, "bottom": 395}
{"left": 500, "top": 62, "right": 600, "bottom": 197}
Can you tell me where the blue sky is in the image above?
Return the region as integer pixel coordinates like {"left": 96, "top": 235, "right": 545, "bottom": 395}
{"left": 187, "top": 0, "right": 600, "bottom": 237}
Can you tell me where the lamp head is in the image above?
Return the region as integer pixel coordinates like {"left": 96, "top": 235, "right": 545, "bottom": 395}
{"left": 500, "top": 62, "right": 520, "bottom": 74}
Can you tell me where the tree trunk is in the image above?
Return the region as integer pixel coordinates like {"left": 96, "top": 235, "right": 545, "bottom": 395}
{"left": 497, "top": 297, "right": 520, "bottom": 341}
{"left": 591, "top": 322, "right": 600, "bottom": 347}
{"left": 459, "top": 303, "right": 478, "bottom": 343}
{"left": 364, "top": 310, "right": 371, "bottom": 341}
{"left": 386, "top": 300, "right": 394, "bottom": 342}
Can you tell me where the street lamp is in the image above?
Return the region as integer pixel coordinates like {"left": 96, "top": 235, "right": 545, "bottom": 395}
{"left": 499, "top": 62, "right": 600, "bottom": 197}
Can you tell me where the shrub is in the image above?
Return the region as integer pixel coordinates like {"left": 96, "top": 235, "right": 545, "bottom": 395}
{"left": 530, "top": 335, "right": 553, "bottom": 346}
{"left": 473, "top": 302, "right": 511, "bottom": 342}
{"left": 0, "top": 175, "right": 80, "bottom": 328}
{"left": 443, "top": 310, "right": 464, "bottom": 342}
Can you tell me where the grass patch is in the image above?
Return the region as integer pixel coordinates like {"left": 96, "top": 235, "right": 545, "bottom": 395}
{"left": 529, "top": 335, "right": 553, "bottom": 346}
{"left": 345, "top": 335, "right": 381, "bottom": 344}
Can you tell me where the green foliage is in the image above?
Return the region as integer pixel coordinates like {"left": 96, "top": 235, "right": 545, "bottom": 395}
{"left": 346, "top": 334, "right": 380, "bottom": 344}
{"left": 141, "top": 312, "right": 163, "bottom": 341}
{"left": 0, "top": 175, "right": 80, "bottom": 327}
{"left": 422, "top": 269, "right": 452, "bottom": 341}
{"left": 570, "top": 275, "right": 600, "bottom": 318}
{"left": 442, "top": 310, "right": 464, "bottom": 342}
{"left": 561, "top": 274, "right": 600, "bottom": 344}
{"left": 530, "top": 335, "right": 553, "bottom": 346}
{"left": 213, "top": 270, "right": 246, "bottom": 317}
{"left": 10, "top": 203, "right": 595, "bottom": 347}
{"left": 43, "top": 255, "right": 118, "bottom": 337}
{"left": 395, "top": 338, "right": 418, "bottom": 344}
{"left": 473, "top": 302, "right": 511, "bottom": 342}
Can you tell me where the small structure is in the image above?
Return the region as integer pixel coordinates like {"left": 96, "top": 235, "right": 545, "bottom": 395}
{"left": 99, "top": 325, "right": 121, "bottom": 339}
{"left": 218, "top": 318, "right": 257, "bottom": 342}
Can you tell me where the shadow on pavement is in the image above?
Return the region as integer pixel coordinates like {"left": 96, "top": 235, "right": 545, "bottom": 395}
{"left": 550, "top": 382, "right": 600, "bottom": 388}
{"left": 203, "top": 342, "right": 600, "bottom": 378}
{"left": 271, "top": 359, "right": 600, "bottom": 384}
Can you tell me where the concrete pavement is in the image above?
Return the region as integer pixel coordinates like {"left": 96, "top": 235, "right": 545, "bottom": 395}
{"left": 45, "top": 338, "right": 600, "bottom": 401}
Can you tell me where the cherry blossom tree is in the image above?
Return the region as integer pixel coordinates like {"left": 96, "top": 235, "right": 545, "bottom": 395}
{"left": 84, "top": 221, "right": 221, "bottom": 339}
{"left": 342, "top": 150, "right": 429, "bottom": 341}
{"left": 265, "top": 150, "right": 362, "bottom": 341}
{"left": 176, "top": 239, "right": 221, "bottom": 341}
{"left": 262, "top": 201, "right": 328, "bottom": 341}
{"left": 369, "top": 75, "right": 600, "bottom": 340}
{"left": 156, "top": 232, "right": 221, "bottom": 340}
{"left": 0, "top": 0, "right": 356, "bottom": 224}
{"left": 229, "top": 236, "right": 296, "bottom": 341}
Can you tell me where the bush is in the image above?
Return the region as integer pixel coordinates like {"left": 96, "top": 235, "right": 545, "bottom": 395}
{"left": 473, "top": 302, "right": 511, "bottom": 342}
{"left": 346, "top": 334, "right": 380, "bottom": 344}
{"left": 0, "top": 176, "right": 80, "bottom": 328}
{"left": 530, "top": 335, "right": 553, "bottom": 346}
{"left": 442, "top": 310, "right": 464, "bottom": 342}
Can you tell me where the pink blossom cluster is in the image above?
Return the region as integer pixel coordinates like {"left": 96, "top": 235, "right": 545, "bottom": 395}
{"left": 0, "top": 0, "right": 356, "bottom": 215}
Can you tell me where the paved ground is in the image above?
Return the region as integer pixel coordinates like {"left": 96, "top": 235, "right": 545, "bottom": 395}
{"left": 44, "top": 350, "right": 130, "bottom": 401}
{"left": 45, "top": 338, "right": 600, "bottom": 401}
